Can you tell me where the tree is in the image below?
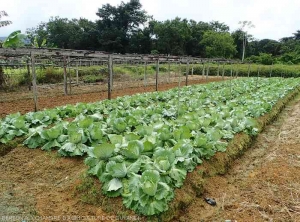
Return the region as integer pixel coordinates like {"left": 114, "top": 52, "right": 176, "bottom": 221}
{"left": 293, "top": 30, "right": 300, "bottom": 40}
{"left": 238, "top": 21, "right": 255, "bottom": 61}
{"left": 96, "top": 0, "right": 148, "bottom": 53}
{"left": 152, "top": 17, "right": 191, "bottom": 55}
{"left": 0, "top": 11, "right": 12, "bottom": 28}
{"left": 186, "top": 20, "right": 212, "bottom": 56}
{"left": 209, "top": 21, "right": 229, "bottom": 33}
{"left": 201, "top": 31, "right": 237, "bottom": 58}
{"left": 27, "top": 17, "right": 98, "bottom": 49}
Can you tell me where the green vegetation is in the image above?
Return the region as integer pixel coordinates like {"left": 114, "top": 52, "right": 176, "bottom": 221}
{"left": 22, "top": 0, "right": 300, "bottom": 64}
{"left": 3, "top": 63, "right": 300, "bottom": 88}
{"left": 1, "top": 78, "right": 300, "bottom": 216}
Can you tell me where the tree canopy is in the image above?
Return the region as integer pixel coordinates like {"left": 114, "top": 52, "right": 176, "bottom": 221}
{"left": 23, "top": 0, "right": 300, "bottom": 64}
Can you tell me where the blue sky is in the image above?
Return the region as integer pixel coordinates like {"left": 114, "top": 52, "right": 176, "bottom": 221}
{"left": 0, "top": 0, "right": 299, "bottom": 40}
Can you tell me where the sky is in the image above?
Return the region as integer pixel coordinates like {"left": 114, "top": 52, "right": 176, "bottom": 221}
{"left": 0, "top": 0, "right": 299, "bottom": 40}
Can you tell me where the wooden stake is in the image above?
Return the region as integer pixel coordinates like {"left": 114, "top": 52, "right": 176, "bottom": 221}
{"left": 270, "top": 63, "right": 273, "bottom": 78}
{"left": 26, "top": 59, "right": 31, "bottom": 91}
{"left": 185, "top": 60, "right": 189, "bottom": 86}
{"left": 63, "top": 56, "right": 68, "bottom": 95}
{"left": 68, "top": 56, "right": 72, "bottom": 94}
{"left": 222, "top": 63, "right": 225, "bottom": 80}
{"left": 31, "top": 54, "right": 38, "bottom": 112}
{"left": 206, "top": 63, "right": 210, "bottom": 81}
{"left": 247, "top": 63, "right": 251, "bottom": 77}
{"left": 76, "top": 61, "right": 79, "bottom": 85}
{"left": 108, "top": 55, "right": 113, "bottom": 100}
{"left": 144, "top": 61, "right": 147, "bottom": 87}
{"left": 156, "top": 59, "right": 159, "bottom": 91}
{"left": 168, "top": 61, "right": 171, "bottom": 83}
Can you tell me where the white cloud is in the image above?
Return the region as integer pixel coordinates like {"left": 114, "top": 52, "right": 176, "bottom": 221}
{"left": 0, "top": 0, "right": 299, "bottom": 40}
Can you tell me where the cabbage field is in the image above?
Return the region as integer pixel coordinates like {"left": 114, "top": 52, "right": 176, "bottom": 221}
{"left": 1, "top": 77, "right": 300, "bottom": 216}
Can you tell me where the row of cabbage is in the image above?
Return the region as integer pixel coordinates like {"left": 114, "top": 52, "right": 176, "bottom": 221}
{"left": 0, "top": 78, "right": 299, "bottom": 216}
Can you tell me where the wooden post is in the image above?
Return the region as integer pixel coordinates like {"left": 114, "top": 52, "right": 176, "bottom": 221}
{"left": 111, "top": 59, "right": 114, "bottom": 90}
{"left": 156, "top": 59, "right": 159, "bottom": 91}
{"left": 177, "top": 61, "right": 182, "bottom": 118}
{"left": 270, "top": 63, "right": 273, "bottom": 78}
{"left": 31, "top": 54, "right": 38, "bottom": 112}
{"left": 26, "top": 59, "right": 31, "bottom": 91}
{"left": 168, "top": 61, "right": 171, "bottom": 83}
{"left": 206, "top": 63, "right": 210, "bottom": 81}
{"left": 76, "top": 61, "right": 79, "bottom": 85}
{"left": 191, "top": 63, "right": 194, "bottom": 76}
{"left": 222, "top": 63, "right": 225, "bottom": 80}
{"left": 68, "top": 57, "right": 72, "bottom": 94}
{"left": 256, "top": 65, "right": 260, "bottom": 89}
{"left": 178, "top": 61, "right": 182, "bottom": 87}
{"left": 63, "top": 56, "right": 68, "bottom": 95}
{"left": 247, "top": 63, "right": 251, "bottom": 77}
{"left": 185, "top": 60, "right": 189, "bottom": 86}
{"left": 217, "top": 63, "right": 220, "bottom": 77}
{"left": 144, "top": 61, "right": 147, "bottom": 87}
{"left": 108, "top": 55, "right": 113, "bottom": 100}
{"left": 202, "top": 63, "right": 205, "bottom": 79}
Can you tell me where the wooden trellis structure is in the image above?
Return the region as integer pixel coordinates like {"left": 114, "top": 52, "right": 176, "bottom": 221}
{"left": 0, "top": 48, "right": 241, "bottom": 112}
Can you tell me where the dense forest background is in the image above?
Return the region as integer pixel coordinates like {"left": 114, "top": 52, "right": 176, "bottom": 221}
{"left": 16, "top": 0, "right": 300, "bottom": 64}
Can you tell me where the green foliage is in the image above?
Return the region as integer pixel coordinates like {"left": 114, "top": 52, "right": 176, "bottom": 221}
{"left": 0, "top": 11, "right": 12, "bottom": 28}
{"left": 201, "top": 31, "right": 237, "bottom": 58}
{"left": 2, "top": 30, "right": 27, "bottom": 48}
{"left": 1, "top": 78, "right": 300, "bottom": 216}
{"left": 246, "top": 53, "right": 274, "bottom": 65}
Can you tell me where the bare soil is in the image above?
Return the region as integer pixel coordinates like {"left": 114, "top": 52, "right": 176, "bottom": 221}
{"left": 176, "top": 97, "right": 300, "bottom": 222}
{"left": 0, "top": 76, "right": 224, "bottom": 118}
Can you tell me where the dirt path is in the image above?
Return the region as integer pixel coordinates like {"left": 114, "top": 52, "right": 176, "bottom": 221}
{"left": 178, "top": 97, "right": 300, "bottom": 221}
{"left": 0, "top": 77, "right": 224, "bottom": 118}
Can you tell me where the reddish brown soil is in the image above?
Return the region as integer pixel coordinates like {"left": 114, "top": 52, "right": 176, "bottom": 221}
{"left": 176, "top": 97, "right": 300, "bottom": 222}
{"left": 0, "top": 76, "right": 224, "bottom": 118}
{"left": 0, "top": 147, "right": 115, "bottom": 222}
